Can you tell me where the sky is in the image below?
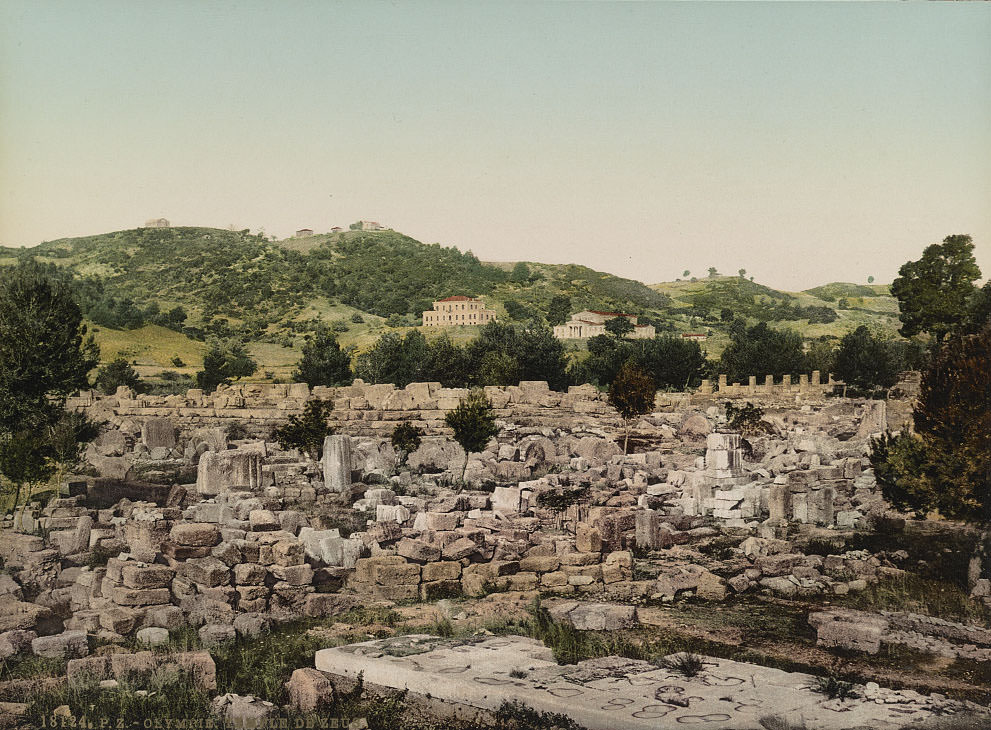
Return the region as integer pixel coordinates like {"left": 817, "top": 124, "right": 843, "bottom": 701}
{"left": 1, "top": 1, "right": 989, "bottom": 290}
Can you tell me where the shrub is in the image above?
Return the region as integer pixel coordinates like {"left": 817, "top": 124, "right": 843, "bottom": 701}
{"left": 95, "top": 357, "right": 141, "bottom": 395}
{"left": 810, "top": 675, "right": 858, "bottom": 700}
{"left": 659, "top": 652, "right": 705, "bottom": 678}
{"left": 444, "top": 389, "right": 499, "bottom": 480}
{"left": 272, "top": 398, "right": 334, "bottom": 459}
{"left": 391, "top": 422, "right": 424, "bottom": 468}
{"left": 225, "top": 421, "right": 251, "bottom": 441}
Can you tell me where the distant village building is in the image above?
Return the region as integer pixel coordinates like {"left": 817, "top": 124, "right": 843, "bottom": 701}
{"left": 681, "top": 332, "right": 708, "bottom": 341}
{"left": 422, "top": 296, "right": 497, "bottom": 327}
{"left": 330, "top": 226, "right": 344, "bottom": 233}
{"left": 553, "top": 311, "right": 655, "bottom": 340}
{"left": 144, "top": 218, "right": 170, "bottom": 228}
{"left": 353, "top": 220, "right": 387, "bottom": 231}
{"left": 295, "top": 228, "right": 314, "bottom": 238}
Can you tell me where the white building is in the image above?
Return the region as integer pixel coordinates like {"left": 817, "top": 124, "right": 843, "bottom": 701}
{"left": 422, "top": 296, "right": 497, "bottom": 327}
{"left": 553, "top": 310, "right": 655, "bottom": 340}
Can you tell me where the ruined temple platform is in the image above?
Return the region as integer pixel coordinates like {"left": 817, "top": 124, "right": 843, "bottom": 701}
{"left": 314, "top": 634, "right": 978, "bottom": 729}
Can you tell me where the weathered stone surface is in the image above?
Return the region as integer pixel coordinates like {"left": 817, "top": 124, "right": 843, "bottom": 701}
{"left": 32, "top": 630, "right": 88, "bottom": 659}
{"left": 170, "top": 522, "right": 221, "bottom": 547}
{"left": 142, "top": 418, "right": 177, "bottom": 449}
{"left": 196, "top": 449, "right": 263, "bottom": 496}
{"left": 286, "top": 668, "right": 333, "bottom": 713}
{"left": 322, "top": 435, "right": 352, "bottom": 493}
{"left": 548, "top": 601, "right": 637, "bottom": 630}
{"left": 199, "top": 623, "right": 237, "bottom": 647}
{"left": 136, "top": 627, "right": 170, "bottom": 647}
{"left": 396, "top": 538, "right": 441, "bottom": 563}
{"left": 315, "top": 634, "right": 968, "bottom": 730}
{"left": 809, "top": 609, "right": 888, "bottom": 655}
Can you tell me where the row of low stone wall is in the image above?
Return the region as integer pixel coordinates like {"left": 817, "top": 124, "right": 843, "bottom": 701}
{"left": 66, "top": 376, "right": 843, "bottom": 439}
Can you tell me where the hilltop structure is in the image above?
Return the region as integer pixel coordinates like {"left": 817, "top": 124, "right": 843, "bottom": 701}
{"left": 143, "top": 218, "right": 170, "bottom": 228}
{"left": 351, "top": 220, "right": 387, "bottom": 231}
{"left": 553, "top": 310, "right": 655, "bottom": 339}
{"left": 422, "top": 296, "right": 497, "bottom": 327}
{"left": 294, "top": 228, "right": 313, "bottom": 238}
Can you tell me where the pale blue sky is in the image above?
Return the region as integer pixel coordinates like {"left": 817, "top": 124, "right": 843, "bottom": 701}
{"left": 1, "top": 1, "right": 988, "bottom": 289}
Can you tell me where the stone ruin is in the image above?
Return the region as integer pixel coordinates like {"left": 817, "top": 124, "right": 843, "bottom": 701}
{"left": 1, "top": 374, "right": 986, "bottom": 727}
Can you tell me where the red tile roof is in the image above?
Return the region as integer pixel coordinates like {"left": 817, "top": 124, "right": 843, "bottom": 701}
{"left": 438, "top": 296, "right": 476, "bottom": 302}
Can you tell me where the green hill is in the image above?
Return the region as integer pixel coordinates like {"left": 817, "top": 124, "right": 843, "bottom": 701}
{"left": 0, "top": 226, "right": 902, "bottom": 374}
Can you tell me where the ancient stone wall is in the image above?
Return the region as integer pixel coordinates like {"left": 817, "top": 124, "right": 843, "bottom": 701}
{"left": 66, "top": 375, "right": 837, "bottom": 439}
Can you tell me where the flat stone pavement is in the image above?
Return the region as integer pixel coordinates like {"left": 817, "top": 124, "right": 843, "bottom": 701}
{"left": 315, "top": 635, "right": 987, "bottom": 730}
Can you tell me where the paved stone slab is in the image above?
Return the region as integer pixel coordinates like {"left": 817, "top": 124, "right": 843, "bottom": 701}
{"left": 314, "top": 635, "right": 985, "bottom": 730}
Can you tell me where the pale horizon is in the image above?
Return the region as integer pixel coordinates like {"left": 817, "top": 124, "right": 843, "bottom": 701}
{"left": 2, "top": 1, "right": 989, "bottom": 290}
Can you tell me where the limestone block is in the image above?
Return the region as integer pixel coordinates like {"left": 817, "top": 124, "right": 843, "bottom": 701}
{"left": 181, "top": 557, "right": 231, "bottom": 588}
{"left": 233, "top": 563, "right": 267, "bottom": 586}
{"left": 199, "top": 624, "right": 237, "bottom": 648}
{"left": 196, "top": 449, "right": 263, "bottom": 496}
{"left": 142, "top": 418, "right": 176, "bottom": 449}
{"left": 136, "top": 627, "right": 170, "bottom": 647}
{"left": 413, "top": 511, "right": 460, "bottom": 531}
{"left": 248, "top": 510, "right": 280, "bottom": 532}
{"left": 286, "top": 667, "right": 334, "bottom": 713}
{"left": 121, "top": 564, "right": 174, "bottom": 590}
{"left": 322, "top": 435, "right": 353, "bottom": 493}
{"left": 111, "top": 587, "right": 171, "bottom": 606}
{"left": 396, "top": 538, "right": 441, "bottom": 563}
{"left": 809, "top": 609, "right": 887, "bottom": 654}
{"left": 442, "top": 537, "right": 479, "bottom": 561}
{"left": 421, "top": 561, "right": 462, "bottom": 582}
{"left": 32, "top": 630, "right": 88, "bottom": 659}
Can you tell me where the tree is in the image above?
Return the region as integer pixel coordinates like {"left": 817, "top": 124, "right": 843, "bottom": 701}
{"left": 196, "top": 339, "right": 257, "bottom": 393}
{"left": 604, "top": 316, "right": 635, "bottom": 338}
{"left": 510, "top": 262, "right": 531, "bottom": 284}
{"left": 867, "top": 276, "right": 875, "bottom": 284}
{"left": 965, "top": 281, "right": 991, "bottom": 334}
{"left": 608, "top": 361, "right": 655, "bottom": 454}
{"left": 272, "top": 399, "right": 335, "bottom": 460}
{"left": 355, "top": 330, "right": 428, "bottom": 387}
{"left": 46, "top": 411, "right": 99, "bottom": 499}
{"left": 444, "top": 388, "right": 499, "bottom": 481}
{"left": 292, "top": 327, "right": 354, "bottom": 387}
{"left": 738, "top": 269, "right": 746, "bottom": 278}
{"left": 0, "top": 430, "right": 54, "bottom": 518}
{"left": 95, "top": 357, "right": 141, "bottom": 395}
{"left": 0, "top": 260, "right": 99, "bottom": 431}
{"left": 683, "top": 270, "right": 691, "bottom": 278}
{"left": 870, "top": 326, "right": 990, "bottom": 548}
{"left": 718, "top": 321, "right": 806, "bottom": 385}
{"left": 708, "top": 267, "right": 719, "bottom": 278}
{"left": 546, "top": 295, "right": 572, "bottom": 327}
{"left": 891, "top": 234, "right": 981, "bottom": 343}
{"left": 832, "top": 326, "right": 900, "bottom": 394}
{"left": 391, "top": 422, "right": 424, "bottom": 468}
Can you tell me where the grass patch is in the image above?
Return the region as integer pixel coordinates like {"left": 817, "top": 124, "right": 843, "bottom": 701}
{"left": 658, "top": 652, "right": 705, "bottom": 677}
{"left": 834, "top": 574, "right": 991, "bottom": 626}
{"left": 212, "top": 618, "right": 343, "bottom": 704}
{"left": 0, "top": 654, "right": 67, "bottom": 680}
{"left": 23, "top": 671, "right": 213, "bottom": 729}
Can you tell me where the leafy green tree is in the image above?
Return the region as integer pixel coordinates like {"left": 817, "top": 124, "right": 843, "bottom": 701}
{"left": 355, "top": 330, "right": 428, "bottom": 387}
{"left": 546, "top": 295, "right": 572, "bottom": 327}
{"left": 604, "top": 316, "right": 635, "bottom": 337}
{"left": 391, "top": 422, "right": 424, "bottom": 468}
{"left": 738, "top": 269, "right": 746, "bottom": 278}
{"left": 608, "top": 361, "right": 655, "bottom": 453}
{"left": 805, "top": 338, "right": 837, "bottom": 380}
{"left": 510, "top": 262, "right": 531, "bottom": 284}
{"left": 467, "top": 321, "right": 570, "bottom": 390}
{"left": 350, "top": 312, "right": 365, "bottom": 324}
{"left": 503, "top": 299, "right": 532, "bottom": 321}
{"left": 95, "top": 357, "right": 142, "bottom": 395}
{"left": 0, "top": 260, "right": 99, "bottom": 431}
{"left": 272, "top": 399, "right": 335, "bottom": 459}
{"left": 683, "top": 270, "right": 691, "bottom": 278}
{"left": 867, "top": 275, "right": 875, "bottom": 284}
{"left": 833, "top": 326, "right": 901, "bottom": 393}
{"left": 725, "top": 401, "right": 772, "bottom": 436}
{"left": 891, "top": 234, "right": 981, "bottom": 343}
{"left": 444, "top": 388, "right": 499, "bottom": 481}
{"left": 292, "top": 327, "right": 354, "bottom": 386}
{"left": 423, "top": 334, "right": 473, "bottom": 388}
{"left": 965, "top": 281, "right": 991, "bottom": 334}
{"left": 195, "top": 338, "right": 257, "bottom": 393}
{"left": 870, "top": 325, "right": 989, "bottom": 537}
{"left": 707, "top": 267, "right": 719, "bottom": 278}
{"left": 719, "top": 320, "right": 806, "bottom": 385}
{"left": 478, "top": 351, "right": 519, "bottom": 386}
